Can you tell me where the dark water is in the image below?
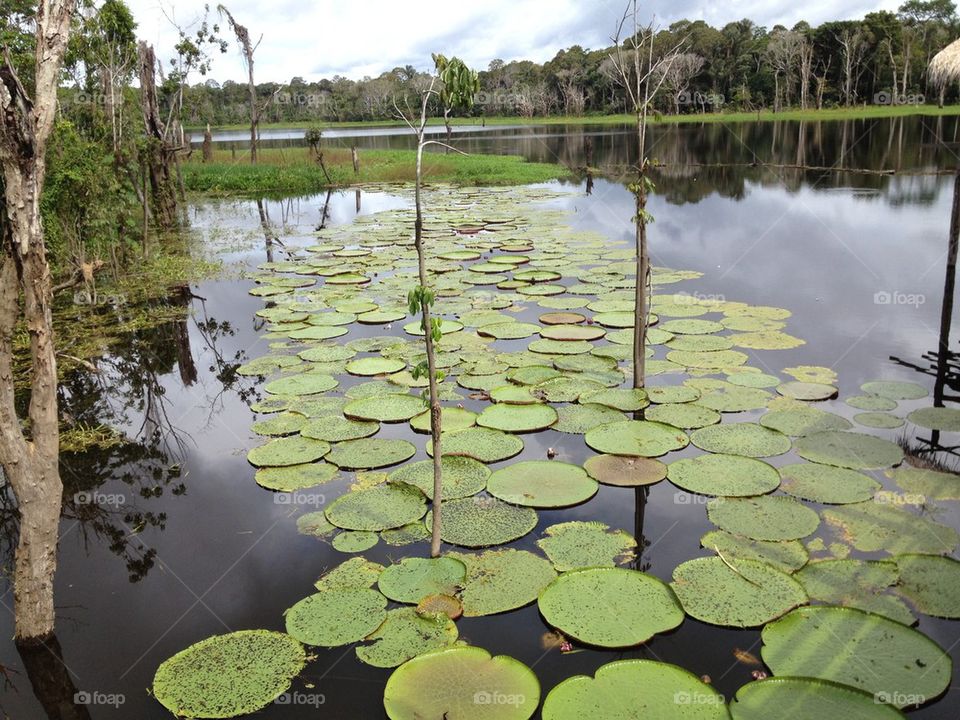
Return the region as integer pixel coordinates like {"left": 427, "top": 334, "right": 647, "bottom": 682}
{"left": 4, "top": 119, "right": 960, "bottom": 718}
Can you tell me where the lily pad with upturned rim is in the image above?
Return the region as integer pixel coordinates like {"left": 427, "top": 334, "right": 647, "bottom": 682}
{"left": 583, "top": 454, "right": 667, "bottom": 486}
{"left": 344, "top": 394, "right": 426, "bottom": 423}
{"left": 300, "top": 415, "right": 379, "bottom": 442}
{"left": 585, "top": 420, "right": 689, "bottom": 458}
{"left": 247, "top": 436, "right": 330, "bottom": 467}
{"left": 255, "top": 462, "right": 338, "bottom": 491}
{"left": 326, "top": 438, "right": 417, "bottom": 470}
{"left": 264, "top": 373, "right": 338, "bottom": 396}
{"left": 285, "top": 589, "right": 388, "bottom": 647}
{"left": 477, "top": 403, "right": 558, "bottom": 433}
{"left": 729, "top": 677, "right": 907, "bottom": 720}
{"left": 487, "top": 461, "right": 598, "bottom": 508}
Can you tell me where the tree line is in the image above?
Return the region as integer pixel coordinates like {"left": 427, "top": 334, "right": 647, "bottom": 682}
{"left": 178, "top": 0, "right": 960, "bottom": 125}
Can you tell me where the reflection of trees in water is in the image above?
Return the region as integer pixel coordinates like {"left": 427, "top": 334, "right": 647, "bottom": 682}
{"left": 11, "top": 634, "right": 91, "bottom": 720}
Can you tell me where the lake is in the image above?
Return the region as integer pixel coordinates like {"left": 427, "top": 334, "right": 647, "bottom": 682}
{"left": 3, "top": 117, "right": 959, "bottom": 719}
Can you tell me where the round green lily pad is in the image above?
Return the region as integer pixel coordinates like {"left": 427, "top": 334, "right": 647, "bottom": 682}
{"left": 315, "top": 557, "right": 385, "bottom": 591}
{"left": 730, "top": 677, "right": 908, "bottom": 720}
{"left": 252, "top": 412, "right": 308, "bottom": 436}
{"left": 690, "top": 423, "right": 790, "bottom": 458}
{"left": 777, "top": 381, "right": 838, "bottom": 401}
{"left": 383, "top": 646, "right": 540, "bottom": 720}
{"left": 579, "top": 387, "right": 649, "bottom": 412}
{"left": 585, "top": 420, "right": 689, "bottom": 458}
{"left": 529, "top": 338, "right": 593, "bottom": 355}
{"left": 535, "top": 376, "right": 605, "bottom": 403}
{"left": 760, "top": 606, "right": 951, "bottom": 708}
{"left": 708, "top": 496, "right": 820, "bottom": 541}
{"left": 356, "top": 607, "right": 458, "bottom": 668}
{"left": 855, "top": 412, "right": 905, "bottom": 429}
{"left": 449, "top": 548, "right": 557, "bottom": 616}
{"left": 296, "top": 511, "right": 336, "bottom": 537}
{"left": 645, "top": 403, "right": 721, "bottom": 429}
{"left": 325, "top": 483, "right": 426, "bottom": 530}
{"left": 730, "top": 330, "right": 805, "bottom": 350}
{"left": 489, "top": 384, "right": 541, "bottom": 404}
{"left": 846, "top": 394, "right": 898, "bottom": 411}
{"left": 889, "top": 466, "right": 960, "bottom": 501}
{"left": 692, "top": 383, "right": 771, "bottom": 412}
{"left": 823, "top": 501, "right": 960, "bottom": 555}
{"left": 583, "top": 454, "right": 667, "bottom": 486}
{"left": 794, "top": 559, "right": 914, "bottom": 624}
{"left": 487, "top": 461, "right": 598, "bottom": 508}
{"left": 378, "top": 557, "right": 467, "bottom": 603}
{"left": 647, "top": 385, "right": 701, "bottom": 404}
{"left": 542, "top": 659, "right": 728, "bottom": 720}
{"left": 542, "top": 660, "right": 730, "bottom": 720}
{"left": 701, "top": 530, "right": 808, "bottom": 573}
{"left": 152, "top": 630, "right": 306, "bottom": 719}
{"left": 539, "top": 312, "right": 586, "bottom": 325}
{"left": 264, "top": 373, "right": 338, "bottom": 396}
{"left": 300, "top": 415, "right": 379, "bottom": 442}
{"left": 537, "top": 522, "right": 636, "bottom": 572}
{"left": 540, "top": 324, "right": 606, "bottom": 341}
{"left": 671, "top": 556, "right": 807, "bottom": 628}
{"left": 668, "top": 454, "right": 780, "bottom": 497}
{"left": 344, "top": 394, "right": 426, "bottom": 423}
{"left": 795, "top": 431, "right": 904, "bottom": 470}
{"left": 778, "top": 463, "right": 880, "bottom": 504}
{"left": 410, "top": 406, "right": 477, "bottom": 433}
{"left": 553, "top": 403, "right": 625, "bottom": 433}
{"left": 247, "top": 436, "right": 330, "bottom": 467}
{"left": 429, "top": 497, "right": 538, "bottom": 547}
{"left": 478, "top": 322, "right": 542, "bottom": 340}
{"left": 326, "top": 438, "right": 417, "bottom": 470}
{"left": 907, "top": 407, "right": 960, "bottom": 432}
{"left": 346, "top": 357, "right": 406, "bottom": 376}
{"left": 666, "top": 349, "right": 749, "bottom": 369}
{"left": 332, "top": 530, "right": 379, "bottom": 553}
{"left": 760, "top": 407, "right": 852, "bottom": 436}
{"left": 477, "top": 403, "right": 558, "bottom": 433}
{"left": 660, "top": 319, "right": 724, "bottom": 335}
{"left": 429, "top": 427, "right": 524, "bottom": 463}
{"left": 538, "top": 568, "right": 683, "bottom": 647}
{"left": 861, "top": 380, "right": 928, "bottom": 401}
{"left": 255, "top": 462, "right": 338, "bottom": 491}
{"left": 388, "top": 456, "right": 490, "bottom": 500}
{"left": 894, "top": 554, "right": 960, "bottom": 618}
{"left": 507, "top": 365, "right": 562, "bottom": 385}
{"left": 285, "top": 588, "right": 388, "bottom": 647}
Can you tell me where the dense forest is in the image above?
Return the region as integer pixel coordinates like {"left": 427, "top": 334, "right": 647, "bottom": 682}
{"left": 176, "top": 0, "right": 960, "bottom": 124}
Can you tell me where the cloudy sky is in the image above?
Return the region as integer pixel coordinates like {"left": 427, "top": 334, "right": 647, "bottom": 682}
{"left": 126, "top": 0, "right": 899, "bottom": 84}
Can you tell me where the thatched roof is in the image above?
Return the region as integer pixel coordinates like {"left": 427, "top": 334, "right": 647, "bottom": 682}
{"left": 930, "top": 38, "right": 960, "bottom": 87}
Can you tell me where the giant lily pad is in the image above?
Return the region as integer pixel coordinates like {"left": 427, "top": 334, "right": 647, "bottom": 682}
{"left": 538, "top": 568, "right": 683, "bottom": 647}
{"left": 449, "top": 548, "right": 557, "bottom": 616}
{"left": 795, "top": 559, "right": 914, "bottom": 625}
{"left": 487, "top": 461, "right": 598, "bottom": 508}
{"left": 777, "top": 381, "right": 838, "bottom": 401}
{"left": 383, "top": 646, "right": 540, "bottom": 720}
{"left": 730, "top": 677, "right": 908, "bottom": 720}
{"left": 907, "top": 407, "right": 960, "bottom": 432}
{"left": 542, "top": 660, "right": 728, "bottom": 720}
{"left": 429, "top": 427, "right": 524, "bottom": 463}
{"left": 795, "top": 431, "right": 904, "bottom": 469}
{"left": 861, "top": 380, "right": 927, "bottom": 400}
{"left": 356, "top": 607, "right": 458, "bottom": 668}
{"left": 325, "top": 483, "right": 426, "bottom": 530}
{"left": 264, "top": 373, "right": 338, "bottom": 396}
{"left": 410, "top": 406, "right": 477, "bottom": 433}
{"left": 315, "top": 557, "right": 385, "bottom": 591}
{"left": 285, "top": 588, "right": 388, "bottom": 647}
{"left": 579, "top": 387, "right": 649, "bottom": 412}
{"left": 760, "top": 407, "right": 852, "bottom": 436}
{"left": 668, "top": 454, "right": 780, "bottom": 497}
{"left": 537, "top": 521, "right": 636, "bottom": 572}
{"left": 477, "top": 403, "right": 558, "bottom": 433}
{"left": 429, "top": 497, "right": 538, "bottom": 547}
{"left": 894, "top": 554, "right": 960, "bottom": 618}
{"left": 701, "top": 530, "right": 808, "bottom": 573}
{"left": 822, "top": 501, "right": 960, "bottom": 555}
{"left": 645, "top": 403, "right": 720, "bottom": 429}
{"left": 778, "top": 463, "right": 879, "bottom": 504}
{"left": 708, "top": 496, "right": 820, "bottom": 541}
{"left": 388, "top": 456, "right": 490, "bottom": 500}
{"left": 585, "top": 420, "right": 689, "bottom": 458}
{"left": 690, "top": 423, "right": 790, "bottom": 458}
{"left": 300, "top": 415, "right": 379, "bottom": 442}
{"left": 152, "top": 630, "right": 306, "bottom": 719}
{"left": 889, "top": 466, "right": 960, "bottom": 501}
{"left": 344, "top": 394, "right": 426, "bottom": 423}
{"left": 255, "top": 462, "right": 338, "bottom": 491}
{"left": 346, "top": 357, "right": 406, "bottom": 376}
{"left": 378, "top": 557, "right": 467, "bottom": 604}
{"left": 583, "top": 454, "right": 667, "bottom": 486}
{"left": 671, "top": 556, "right": 807, "bottom": 627}
{"left": 326, "top": 438, "right": 417, "bottom": 469}
{"left": 247, "top": 436, "right": 330, "bottom": 467}
{"left": 553, "top": 403, "right": 625, "bottom": 433}
{"left": 760, "top": 606, "right": 951, "bottom": 708}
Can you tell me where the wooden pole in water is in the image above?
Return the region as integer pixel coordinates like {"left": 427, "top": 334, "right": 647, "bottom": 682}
{"left": 935, "top": 171, "right": 960, "bottom": 408}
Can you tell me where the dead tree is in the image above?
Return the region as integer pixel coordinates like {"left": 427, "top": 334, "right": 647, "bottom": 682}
{"left": 218, "top": 5, "right": 262, "bottom": 164}
{"left": 137, "top": 42, "right": 177, "bottom": 230}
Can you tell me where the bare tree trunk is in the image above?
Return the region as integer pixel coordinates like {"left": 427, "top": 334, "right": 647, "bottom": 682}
{"left": 202, "top": 123, "right": 213, "bottom": 162}
{"left": 0, "top": 0, "right": 76, "bottom": 642}
{"left": 351, "top": 145, "right": 360, "bottom": 175}
{"left": 137, "top": 42, "right": 177, "bottom": 230}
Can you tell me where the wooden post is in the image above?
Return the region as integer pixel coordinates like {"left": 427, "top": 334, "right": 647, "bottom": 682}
{"left": 351, "top": 145, "right": 360, "bottom": 175}
{"left": 202, "top": 123, "right": 213, "bottom": 162}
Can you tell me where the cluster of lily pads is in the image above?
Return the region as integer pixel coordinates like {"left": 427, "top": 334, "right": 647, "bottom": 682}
{"left": 151, "top": 184, "right": 959, "bottom": 719}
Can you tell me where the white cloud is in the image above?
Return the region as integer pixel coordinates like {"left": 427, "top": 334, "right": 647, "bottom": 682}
{"left": 125, "top": 0, "right": 900, "bottom": 84}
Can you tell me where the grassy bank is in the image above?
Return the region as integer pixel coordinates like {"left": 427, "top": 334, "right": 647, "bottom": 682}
{"left": 196, "top": 104, "right": 960, "bottom": 132}
{"left": 183, "top": 147, "right": 573, "bottom": 196}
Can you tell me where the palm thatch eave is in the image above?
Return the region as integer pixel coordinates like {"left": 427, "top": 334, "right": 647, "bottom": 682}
{"left": 929, "top": 38, "right": 960, "bottom": 88}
